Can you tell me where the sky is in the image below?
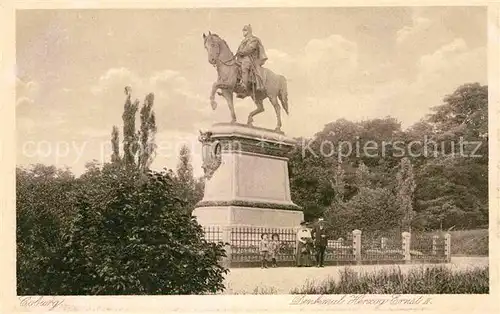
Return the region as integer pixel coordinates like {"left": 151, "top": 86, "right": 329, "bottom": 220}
{"left": 16, "top": 7, "right": 487, "bottom": 177}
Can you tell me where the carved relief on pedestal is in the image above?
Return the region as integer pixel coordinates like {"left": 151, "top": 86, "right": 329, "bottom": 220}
{"left": 198, "top": 131, "right": 222, "bottom": 180}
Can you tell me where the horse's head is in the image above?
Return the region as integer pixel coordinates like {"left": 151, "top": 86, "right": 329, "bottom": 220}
{"left": 203, "top": 31, "right": 220, "bottom": 65}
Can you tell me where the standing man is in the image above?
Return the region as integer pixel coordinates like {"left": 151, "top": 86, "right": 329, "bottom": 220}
{"left": 235, "top": 24, "right": 268, "bottom": 97}
{"left": 311, "top": 218, "right": 328, "bottom": 267}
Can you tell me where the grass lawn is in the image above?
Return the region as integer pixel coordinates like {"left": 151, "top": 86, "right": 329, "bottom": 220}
{"left": 290, "top": 265, "right": 488, "bottom": 294}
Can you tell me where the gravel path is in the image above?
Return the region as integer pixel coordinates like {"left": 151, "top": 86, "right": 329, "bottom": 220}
{"left": 223, "top": 256, "right": 489, "bottom": 294}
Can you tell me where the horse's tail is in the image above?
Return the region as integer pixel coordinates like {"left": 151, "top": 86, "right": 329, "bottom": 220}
{"left": 278, "top": 75, "right": 289, "bottom": 115}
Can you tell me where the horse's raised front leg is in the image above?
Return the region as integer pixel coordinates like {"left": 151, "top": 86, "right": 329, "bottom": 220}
{"left": 221, "top": 88, "right": 237, "bottom": 123}
{"left": 247, "top": 98, "right": 264, "bottom": 126}
{"left": 269, "top": 96, "right": 282, "bottom": 132}
{"left": 209, "top": 82, "right": 219, "bottom": 110}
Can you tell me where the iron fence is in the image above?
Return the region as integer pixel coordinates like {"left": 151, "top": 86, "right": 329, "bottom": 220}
{"left": 325, "top": 232, "right": 355, "bottom": 261}
{"left": 201, "top": 226, "right": 449, "bottom": 266}
{"left": 230, "top": 227, "right": 297, "bottom": 263}
{"left": 361, "top": 230, "right": 404, "bottom": 261}
{"left": 411, "top": 232, "right": 446, "bottom": 261}
{"left": 202, "top": 225, "right": 223, "bottom": 243}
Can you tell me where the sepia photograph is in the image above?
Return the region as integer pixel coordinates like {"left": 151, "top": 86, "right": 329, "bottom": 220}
{"left": 8, "top": 3, "right": 496, "bottom": 310}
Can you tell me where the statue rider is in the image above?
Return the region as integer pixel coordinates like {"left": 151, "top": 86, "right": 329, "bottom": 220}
{"left": 235, "top": 24, "right": 268, "bottom": 98}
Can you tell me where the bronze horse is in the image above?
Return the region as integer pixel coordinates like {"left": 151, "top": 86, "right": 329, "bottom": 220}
{"left": 203, "top": 32, "right": 289, "bottom": 132}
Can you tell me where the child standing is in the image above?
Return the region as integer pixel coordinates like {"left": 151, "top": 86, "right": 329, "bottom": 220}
{"left": 259, "top": 233, "right": 270, "bottom": 268}
{"left": 269, "top": 233, "right": 280, "bottom": 267}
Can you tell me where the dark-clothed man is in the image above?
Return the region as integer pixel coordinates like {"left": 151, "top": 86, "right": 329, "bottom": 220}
{"left": 311, "top": 218, "right": 328, "bottom": 267}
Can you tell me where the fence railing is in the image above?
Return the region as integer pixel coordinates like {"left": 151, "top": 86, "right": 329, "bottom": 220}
{"left": 203, "top": 226, "right": 223, "bottom": 243}
{"left": 411, "top": 232, "right": 448, "bottom": 261}
{"left": 325, "top": 232, "right": 355, "bottom": 261}
{"left": 230, "top": 227, "right": 297, "bottom": 263}
{"left": 201, "top": 226, "right": 450, "bottom": 267}
{"left": 361, "top": 230, "right": 404, "bottom": 261}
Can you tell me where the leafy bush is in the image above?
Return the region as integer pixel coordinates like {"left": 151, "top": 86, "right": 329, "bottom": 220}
{"left": 290, "top": 266, "right": 489, "bottom": 294}
{"left": 325, "top": 187, "right": 402, "bottom": 235}
{"left": 16, "top": 165, "right": 78, "bottom": 294}
{"left": 17, "top": 165, "right": 229, "bottom": 295}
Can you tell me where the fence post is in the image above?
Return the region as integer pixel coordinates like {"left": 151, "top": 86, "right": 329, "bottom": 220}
{"left": 444, "top": 232, "right": 451, "bottom": 262}
{"left": 294, "top": 226, "right": 300, "bottom": 260}
{"left": 381, "top": 237, "right": 387, "bottom": 250}
{"left": 352, "top": 229, "right": 362, "bottom": 264}
{"left": 402, "top": 232, "right": 411, "bottom": 263}
{"left": 221, "top": 225, "right": 232, "bottom": 268}
{"left": 432, "top": 235, "right": 438, "bottom": 255}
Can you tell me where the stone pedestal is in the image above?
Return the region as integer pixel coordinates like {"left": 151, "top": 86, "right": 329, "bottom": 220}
{"left": 193, "top": 123, "right": 303, "bottom": 228}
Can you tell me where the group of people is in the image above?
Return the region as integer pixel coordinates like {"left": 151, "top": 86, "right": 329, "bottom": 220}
{"left": 258, "top": 233, "right": 281, "bottom": 268}
{"left": 296, "top": 218, "right": 328, "bottom": 267}
{"left": 259, "top": 218, "right": 328, "bottom": 268}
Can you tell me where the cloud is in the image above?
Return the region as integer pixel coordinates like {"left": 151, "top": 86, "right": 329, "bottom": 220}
{"left": 419, "top": 38, "right": 466, "bottom": 67}
{"left": 88, "top": 67, "right": 211, "bottom": 134}
{"left": 16, "top": 78, "right": 40, "bottom": 107}
{"left": 91, "top": 67, "right": 141, "bottom": 96}
{"left": 397, "top": 16, "right": 432, "bottom": 44}
{"left": 416, "top": 38, "right": 486, "bottom": 96}
{"left": 271, "top": 33, "right": 486, "bottom": 135}
{"left": 417, "top": 38, "right": 482, "bottom": 79}
{"left": 267, "top": 34, "right": 358, "bottom": 94}
{"left": 302, "top": 34, "right": 358, "bottom": 71}
{"left": 301, "top": 35, "right": 358, "bottom": 87}
{"left": 16, "top": 77, "right": 68, "bottom": 135}
{"left": 373, "top": 38, "right": 486, "bottom": 128}
{"left": 266, "top": 49, "right": 296, "bottom": 75}
{"left": 393, "top": 8, "right": 482, "bottom": 60}
{"left": 149, "top": 70, "right": 206, "bottom": 104}
{"left": 16, "top": 96, "right": 34, "bottom": 107}
{"left": 149, "top": 70, "right": 183, "bottom": 89}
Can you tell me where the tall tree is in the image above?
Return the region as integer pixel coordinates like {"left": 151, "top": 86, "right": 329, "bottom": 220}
{"left": 288, "top": 142, "right": 335, "bottom": 221}
{"left": 427, "top": 83, "right": 488, "bottom": 161}
{"left": 428, "top": 83, "right": 487, "bottom": 137}
{"left": 111, "top": 126, "right": 121, "bottom": 164}
{"left": 414, "top": 156, "right": 487, "bottom": 230}
{"left": 396, "top": 157, "right": 416, "bottom": 232}
{"left": 177, "top": 145, "right": 194, "bottom": 187}
{"left": 176, "top": 145, "right": 196, "bottom": 214}
{"left": 137, "top": 93, "right": 157, "bottom": 172}
{"left": 113, "top": 87, "right": 157, "bottom": 170}
{"left": 332, "top": 162, "right": 346, "bottom": 203}
{"left": 412, "top": 83, "right": 488, "bottom": 230}
{"left": 122, "top": 86, "right": 139, "bottom": 168}
{"left": 355, "top": 160, "right": 371, "bottom": 188}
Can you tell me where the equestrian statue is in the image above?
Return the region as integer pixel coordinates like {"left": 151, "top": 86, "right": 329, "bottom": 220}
{"left": 203, "top": 24, "right": 289, "bottom": 132}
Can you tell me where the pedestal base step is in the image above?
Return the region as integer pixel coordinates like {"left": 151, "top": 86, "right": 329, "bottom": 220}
{"left": 192, "top": 205, "right": 304, "bottom": 228}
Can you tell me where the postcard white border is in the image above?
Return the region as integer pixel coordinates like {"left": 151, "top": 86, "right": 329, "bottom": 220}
{"left": 1, "top": 1, "right": 498, "bottom": 313}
